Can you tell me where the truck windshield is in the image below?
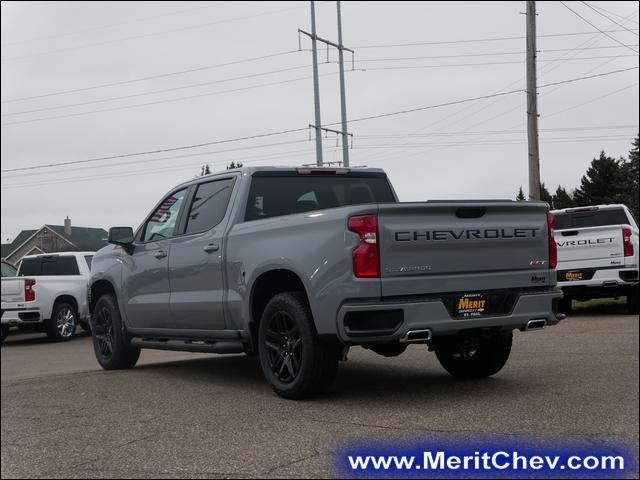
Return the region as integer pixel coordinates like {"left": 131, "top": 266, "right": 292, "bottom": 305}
{"left": 554, "top": 208, "right": 631, "bottom": 230}
{"left": 245, "top": 173, "right": 396, "bottom": 221}
{"left": 19, "top": 256, "right": 80, "bottom": 276}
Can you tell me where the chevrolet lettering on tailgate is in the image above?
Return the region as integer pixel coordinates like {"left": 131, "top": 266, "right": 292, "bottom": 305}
{"left": 394, "top": 228, "right": 539, "bottom": 242}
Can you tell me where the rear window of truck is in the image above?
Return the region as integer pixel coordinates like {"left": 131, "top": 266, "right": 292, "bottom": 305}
{"left": 554, "top": 208, "right": 631, "bottom": 230}
{"left": 19, "top": 256, "right": 80, "bottom": 276}
{"left": 245, "top": 173, "right": 396, "bottom": 221}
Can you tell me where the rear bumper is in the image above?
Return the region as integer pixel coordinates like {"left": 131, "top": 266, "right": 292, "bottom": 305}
{"left": 1, "top": 308, "right": 42, "bottom": 325}
{"left": 336, "top": 289, "right": 563, "bottom": 343}
{"left": 558, "top": 268, "right": 638, "bottom": 290}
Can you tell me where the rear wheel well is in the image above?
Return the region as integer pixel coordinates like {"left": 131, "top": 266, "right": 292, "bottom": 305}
{"left": 52, "top": 295, "right": 78, "bottom": 317}
{"left": 89, "top": 280, "right": 116, "bottom": 314}
{"left": 250, "top": 270, "right": 310, "bottom": 349}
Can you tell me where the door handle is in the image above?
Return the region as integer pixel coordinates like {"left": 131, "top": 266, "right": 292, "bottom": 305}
{"left": 154, "top": 250, "right": 167, "bottom": 259}
{"left": 204, "top": 243, "right": 220, "bottom": 253}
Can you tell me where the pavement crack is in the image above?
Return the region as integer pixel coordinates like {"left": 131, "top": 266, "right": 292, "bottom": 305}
{"left": 300, "top": 416, "right": 616, "bottom": 439}
{"left": 261, "top": 448, "right": 322, "bottom": 476}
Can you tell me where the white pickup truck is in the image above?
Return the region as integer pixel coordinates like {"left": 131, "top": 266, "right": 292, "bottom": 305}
{"left": 552, "top": 204, "right": 639, "bottom": 314}
{"left": 1, "top": 252, "right": 94, "bottom": 342}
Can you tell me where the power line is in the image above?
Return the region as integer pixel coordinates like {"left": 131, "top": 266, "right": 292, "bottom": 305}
{"left": 358, "top": 124, "right": 638, "bottom": 138}
{"left": 559, "top": 1, "right": 639, "bottom": 54}
{"left": 4, "top": 45, "right": 631, "bottom": 108}
{"left": 1, "top": 2, "right": 328, "bottom": 63}
{"left": 1, "top": 2, "right": 232, "bottom": 46}
{"left": 350, "top": 54, "right": 637, "bottom": 71}
{"left": 9, "top": 125, "right": 635, "bottom": 180}
{"left": 0, "top": 127, "right": 309, "bottom": 173}
{"left": 538, "top": 66, "right": 639, "bottom": 87}
{"left": 332, "top": 89, "right": 523, "bottom": 125}
{"left": 362, "top": 9, "right": 639, "bottom": 165}
{"left": 1, "top": 65, "right": 314, "bottom": 117}
{"left": 584, "top": 3, "right": 640, "bottom": 25}
{"left": 352, "top": 28, "right": 639, "bottom": 49}
{"left": 8, "top": 130, "right": 636, "bottom": 189}
{"left": 331, "top": 66, "right": 638, "bottom": 126}
{"left": 544, "top": 82, "right": 639, "bottom": 119}
{"left": 354, "top": 44, "right": 638, "bottom": 63}
{"left": 1, "top": 138, "right": 327, "bottom": 180}
{"left": 580, "top": 2, "right": 639, "bottom": 37}
{"left": 5, "top": 131, "right": 635, "bottom": 188}
{"left": 0, "top": 71, "right": 342, "bottom": 127}
{"left": 364, "top": 81, "right": 640, "bottom": 166}
{"left": 1, "top": 50, "right": 302, "bottom": 104}
{"left": 6, "top": 55, "right": 632, "bottom": 119}
{"left": 1, "top": 145, "right": 341, "bottom": 189}
{"left": 3, "top": 67, "right": 636, "bottom": 173}
{"left": 353, "top": 134, "right": 634, "bottom": 148}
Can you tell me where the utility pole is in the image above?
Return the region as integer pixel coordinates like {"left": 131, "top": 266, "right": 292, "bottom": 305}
{"left": 299, "top": 1, "right": 353, "bottom": 167}
{"left": 336, "top": 1, "right": 350, "bottom": 167}
{"left": 309, "top": 1, "right": 323, "bottom": 166}
{"left": 526, "top": 0, "right": 541, "bottom": 200}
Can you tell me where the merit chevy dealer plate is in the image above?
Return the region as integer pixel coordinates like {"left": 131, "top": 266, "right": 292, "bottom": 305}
{"left": 455, "top": 293, "right": 487, "bottom": 318}
{"left": 563, "top": 270, "right": 583, "bottom": 281}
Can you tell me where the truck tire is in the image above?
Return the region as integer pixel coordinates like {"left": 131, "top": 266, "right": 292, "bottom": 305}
{"left": 258, "top": 292, "right": 340, "bottom": 399}
{"left": 434, "top": 331, "right": 512, "bottom": 378}
{"left": 1, "top": 325, "right": 9, "bottom": 343}
{"left": 627, "top": 286, "right": 639, "bottom": 315}
{"left": 91, "top": 294, "right": 140, "bottom": 370}
{"left": 558, "top": 296, "right": 572, "bottom": 314}
{"left": 46, "top": 302, "right": 77, "bottom": 341}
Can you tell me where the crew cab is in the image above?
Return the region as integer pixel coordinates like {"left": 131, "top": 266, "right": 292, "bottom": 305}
{"left": 552, "top": 204, "right": 639, "bottom": 314}
{"left": 1, "top": 252, "right": 94, "bottom": 343}
{"left": 89, "top": 166, "right": 563, "bottom": 399}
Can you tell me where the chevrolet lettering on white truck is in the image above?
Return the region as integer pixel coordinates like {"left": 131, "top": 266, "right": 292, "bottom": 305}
{"left": 552, "top": 204, "right": 639, "bottom": 314}
{"left": 88, "top": 166, "right": 563, "bottom": 399}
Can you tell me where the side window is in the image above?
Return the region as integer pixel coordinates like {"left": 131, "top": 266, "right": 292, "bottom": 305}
{"left": 1, "top": 262, "right": 16, "bottom": 277}
{"left": 142, "top": 189, "right": 187, "bottom": 242}
{"left": 185, "top": 178, "right": 234, "bottom": 235}
{"left": 84, "top": 255, "right": 93, "bottom": 270}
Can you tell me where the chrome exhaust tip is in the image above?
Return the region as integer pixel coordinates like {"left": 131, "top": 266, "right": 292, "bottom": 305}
{"left": 525, "top": 319, "right": 547, "bottom": 331}
{"left": 400, "top": 329, "right": 432, "bottom": 343}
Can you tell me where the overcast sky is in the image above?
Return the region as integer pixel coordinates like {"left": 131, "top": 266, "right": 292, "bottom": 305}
{"left": 1, "top": 1, "right": 638, "bottom": 243}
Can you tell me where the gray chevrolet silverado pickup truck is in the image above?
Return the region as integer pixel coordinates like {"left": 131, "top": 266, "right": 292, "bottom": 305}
{"left": 89, "top": 166, "right": 563, "bottom": 399}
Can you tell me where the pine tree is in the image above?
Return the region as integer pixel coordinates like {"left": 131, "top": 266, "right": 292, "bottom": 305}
{"left": 540, "top": 182, "right": 554, "bottom": 207}
{"left": 516, "top": 186, "right": 526, "bottom": 201}
{"left": 200, "top": 164, "right": 211, "bottom": 176}
{"left": 620, "top": 134, "right": 639, "bottom": 219}
{"left": 227, "top": 161, "right": 243, "bottom": 170}
{"left": 573, "top": 151, "right": 625, "bottom": 206}
{"left": 553, "top": 186, "right": 576, "bottom": 209}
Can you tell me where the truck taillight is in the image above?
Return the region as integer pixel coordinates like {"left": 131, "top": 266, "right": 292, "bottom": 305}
{"left": 25, "top": 278, "right": 36, "bottom": 302}
{"left": 547, "top": 211, "right": 557, "bottom": 269}
{"left": 623, "top": 227, "right": 634, "bottom": 257}
{"left": 348, "top": 214, "right": 380, "bottom": 278}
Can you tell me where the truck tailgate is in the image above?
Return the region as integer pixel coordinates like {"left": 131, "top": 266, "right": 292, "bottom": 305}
{"left": 378, "top": 201, "right": 551, "bottom": 297}
{"left": 554, "top": 225, "right": 623, "bottom": 263}
{"left": 1, "top": 278, "right": 25, "bottom": 303}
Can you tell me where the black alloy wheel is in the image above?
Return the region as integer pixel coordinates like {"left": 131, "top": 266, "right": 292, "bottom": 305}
{"left": 264, "top": 311, "right": 302, "bottom": 383}
{"left": 93, "top": 304, "right": 115, "bottom": 363}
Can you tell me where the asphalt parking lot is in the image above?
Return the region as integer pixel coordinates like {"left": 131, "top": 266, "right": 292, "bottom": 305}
{"left": 1, "top": 307, "right": 638, "bottom": 478}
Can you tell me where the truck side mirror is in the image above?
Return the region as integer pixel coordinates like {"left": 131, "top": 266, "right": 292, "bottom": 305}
{"left": 108, "top": 227, "right": 134, "bottom": 246}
